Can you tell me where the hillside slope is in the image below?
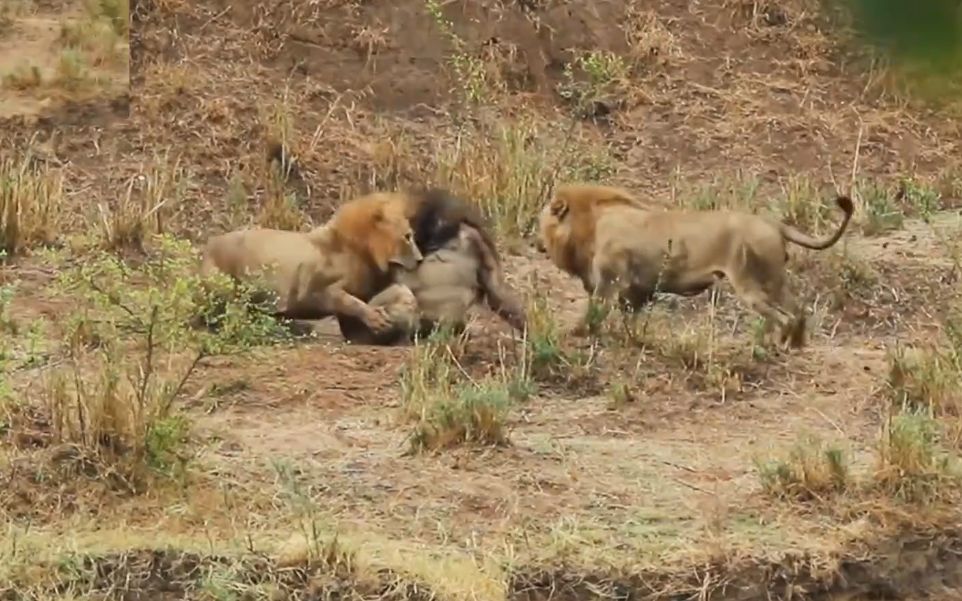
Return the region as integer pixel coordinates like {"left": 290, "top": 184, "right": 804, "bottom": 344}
{"left": 2, "top": 1, "right": 962, "bottom": 600}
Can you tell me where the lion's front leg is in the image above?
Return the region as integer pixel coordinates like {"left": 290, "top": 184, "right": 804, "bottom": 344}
{"left": 337, "top": 284, "right": 419, "bottom": 346}
{"left": 572, "top": 257, "right": 626, "bottom": 337}
{"left": 286, "top": 260, "right": 395, "bottom": 333}
{"left": 328, "top": 287, "right": 395, "bottom": 334}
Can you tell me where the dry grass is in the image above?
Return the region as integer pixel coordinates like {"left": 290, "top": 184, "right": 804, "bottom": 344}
{"left": 887, "top": 345, "right": 960, "bottom": 418}
{"left": 1, "top": 63, "right": 43, "bottom": 91}
{"left": 672, "top": 170, "right": 852, "bottom": 239}
{"left": 4, "top": 0, "right": 962, "bottom": 597}
{"left": 54, "top": 47, "right": 98, "bottom": 91}
{"left": 401, "top": 327, "right": 520, "bottom": 453}
{"left": 59, "top": 18, "right": 125, "bottom": 69}
{"left": 254, "top": 98, "right": 309, "bottom": 230}
{"left": 875, "top": 408, "right": 959, "bottom": 503}
{"left": 0, "top": 238, "right": 290, "bottom": 489}
{"left": 0, "top": 150, "right": 65, "bottom": 255}
{"left": 521, "top": 293, "right": 569, "bottom": 375}
{"left": 886, "top": 303, "right": 962, "bottom": 448}
{"left": 408, "top": 379, "right": 514, "bottom": 452}
{"left": 82, "top": 0, "right": 128, "bottom": 37}
{"left": 755, "top": 435, "right": 850, "bottom": 501}
{"left": 433, "top": 117, "right": 614, "bottom": 247}
{"left": 40, "top": 347, "right": 194, "bottom": 485}
{"left": 1, "top": 0, "right": 127, "bottom": 102}
{"left": 58, "top": 0, "right": 129, "bottom": 70}
{"left": 256, "top": 160, "right": 308, "bottom": 231}
{"left": 398, "top": 326, "right": 462, "bottom": 423}
{"left": 95, "top": 152, "right": 184, "bottom": 251}
{"left": 0, "top": 0, "right": 30, "bottom": 32}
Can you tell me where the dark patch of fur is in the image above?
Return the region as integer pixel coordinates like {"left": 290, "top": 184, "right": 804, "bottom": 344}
{"left": 408, "top": 187, "right": 496, "bottom": 257}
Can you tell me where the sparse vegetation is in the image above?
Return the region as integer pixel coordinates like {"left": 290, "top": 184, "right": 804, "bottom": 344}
{"left": 60, "top": 17, "right": 124, "bottom": 68}
{"left": 433, "top": 117, "right": 614, "bottom": 245}
{"left": 813, "top": 248, "right": 879, "bottom": 310}
{"left": 58, "top": 0, "right": 128, "bottom": 72}
{"left": 4, "top": 0, "right": 962, "bottom": 597}
{"left": 523, "top": 294, "right": 566, "bottom": 374}
{"left": 424, "top": 0, "right": 494, "bottom": 105}
{"left": 5, "top": 235, "right": 291, "bottom": 485}
{"left": 96, "top": 151, "right": 186, "bottom": 251}
{"left": 0, "top": 0, "right": 29, "bottom": 33}
{"left": 899, "top": 176, "right": 943, "bottom": 220}
{"left": 887, "top": 344, "right": 960, "bottom": 417}
{"left": 673, "top": 170, "right": 762, "bottom": 212}
{"left": 1, "top": 62, "right": 43, "bottom": 90}
{"left": 858, "top": 178, "right": 904, "bottom": 235}
{"left": 875, "top": 408, "right": 958, "bottom": 502}
{"left": 0, "top": 0, "right": 127, "bottom": 109}
{"left": 401, "top": 327, "right": 515, "bottom": 453}
{"left": 256, "top": 98, "right": 308, "bottom": 230}
{"left": 55, "top": 47, "right": 93, "bottom": 90}
{"left": 0, "top": 151, "right": 65, "bottom": 255}
{"left": 409, "top": 379, "right": 513, "bottom": 452}
{"left": 776, "top": 175, "right": 835, "bottom": 234}
{"left": 558, "top": 49, "right": 631, "bottom": 114}
{"left": 84, "top": 0, "right": 129, "bottom": 37}
{"left": 886, "top": 306, "right": 962, "bottom": 446}
{"left": 755, "top": 435, "right": 849, "bottom": 501}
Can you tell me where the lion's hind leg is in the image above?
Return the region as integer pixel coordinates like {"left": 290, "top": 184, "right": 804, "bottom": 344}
{"left": 757, "top": 275, "right": 807, "bottom": 350}
{"left": 728, "top": 274, "right": 802, "bottom": 352}
{"left": 337, "top": 284, "right": 419, "bottom": 346}
{"left": 730, "top": 245, "right": 809, "bottom": 351}
{"left": 734, "top": 289, "right": 797, "bottom": 350}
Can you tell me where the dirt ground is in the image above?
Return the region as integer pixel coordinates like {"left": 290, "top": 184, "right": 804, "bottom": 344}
{"left": 2, "top": 0, "right": 962, "bottom": 600}
{"left": 0, "top": 0, "right": 129, "bottom": 118}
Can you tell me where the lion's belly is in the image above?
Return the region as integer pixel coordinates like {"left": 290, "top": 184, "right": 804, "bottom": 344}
{"left": 392, "top": 245, "right": 483, "bottom": 324}
{"left": 415, "top": 285, "right": 479, "bottom": 322}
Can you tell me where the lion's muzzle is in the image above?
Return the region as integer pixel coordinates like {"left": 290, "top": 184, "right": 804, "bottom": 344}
{"left": 393, "top": 243, "right": 424, "bottom": 271}
{"left": 397, "top": 255, "right": 421, "bottom": 271}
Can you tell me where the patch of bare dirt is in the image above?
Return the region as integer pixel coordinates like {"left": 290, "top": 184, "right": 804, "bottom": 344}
{"left": 0, "top": 0, "right": 129, "bottom": 119}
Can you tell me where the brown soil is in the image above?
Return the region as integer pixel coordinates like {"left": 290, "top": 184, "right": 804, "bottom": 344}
{"left": 2, "top": 0, "right": 962, "bottom": 600}
{"left": 0, "top": 0, "right": 129, "bottom": 118}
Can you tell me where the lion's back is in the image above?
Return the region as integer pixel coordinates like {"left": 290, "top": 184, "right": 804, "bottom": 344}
{"left": 206, "top": 228, "right": 322, "bottom": 278}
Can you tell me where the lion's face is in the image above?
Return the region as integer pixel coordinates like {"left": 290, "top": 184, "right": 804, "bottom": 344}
{"left": 537, "top": 197, "right": 569, "bottom": 255}
{"left": 390, "top": 225, "right": 423, "bottom": 271}
{"left": 375, "top": 205, "right": 423, "bottom": 272}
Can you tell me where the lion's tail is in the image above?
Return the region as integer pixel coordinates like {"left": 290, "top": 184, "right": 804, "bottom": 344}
{"left": 779, "top": 195, "right": 854, "bottom": 250}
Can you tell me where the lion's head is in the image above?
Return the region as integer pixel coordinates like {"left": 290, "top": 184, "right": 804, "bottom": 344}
{"left": 537, "top": 183, "right": 643, "bottom": 277}
{"left": 334, "top": 193, "right": 424, "bottom": 273}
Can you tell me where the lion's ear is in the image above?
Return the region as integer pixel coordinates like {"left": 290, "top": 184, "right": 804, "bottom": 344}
{"left": 549, "top": 199, "right": 569, "bottom": 219}
{"left": 371, "top": 205, "right": 386, "bottom": 223}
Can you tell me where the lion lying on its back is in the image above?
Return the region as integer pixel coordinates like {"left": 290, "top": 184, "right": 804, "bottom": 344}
{"left": 337, "top": 188, "right": 527, "bottom": 344}
{"left": 199, "top": 192, "right": 423, "bottom": 334}
{"left": 537, "top": 183, "right": 854, "bottom": 349}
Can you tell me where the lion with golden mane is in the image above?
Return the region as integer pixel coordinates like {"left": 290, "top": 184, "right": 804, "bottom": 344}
{"left": 198, "top": 191, "right": 423, "bottom": 336}
{"left": 537, "top": 182, "right": 854, "bottom": 349}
